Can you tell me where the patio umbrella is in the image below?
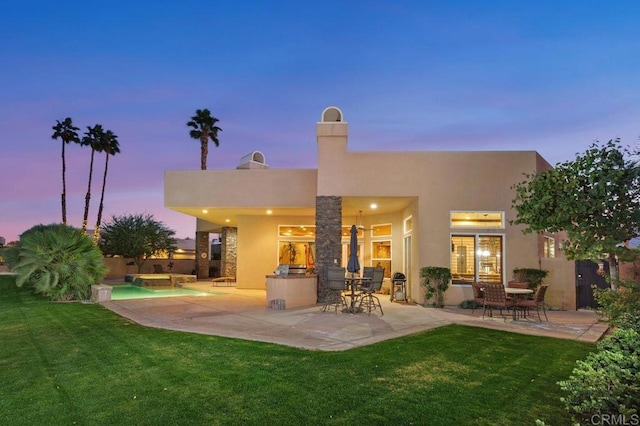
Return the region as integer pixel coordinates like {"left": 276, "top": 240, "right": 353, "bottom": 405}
{"left": 347, "top": 224, "right": 360, "bottom": 276}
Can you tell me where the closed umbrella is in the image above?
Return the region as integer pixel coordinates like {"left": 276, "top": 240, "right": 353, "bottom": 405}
{"left": 347, "top": 225, "right": 360, "bottom": 276}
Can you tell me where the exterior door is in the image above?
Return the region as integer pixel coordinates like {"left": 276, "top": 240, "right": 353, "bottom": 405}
{"left": 576, "top": 260, "right": 610, "bottom": 309}
{"left": 403, "top": 235, "right": 412, "bottom": 300}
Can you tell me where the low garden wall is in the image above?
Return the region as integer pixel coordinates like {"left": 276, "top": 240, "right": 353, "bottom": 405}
{"left": 103, "top": 258, "right": 195, "bottom": 279}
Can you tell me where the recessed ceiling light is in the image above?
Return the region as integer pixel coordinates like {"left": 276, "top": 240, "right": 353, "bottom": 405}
{"left": 202, "top": 209, "right": 208, "bottom": 214}
{"left": 225, "top": 219, "right": 230, "bottom": 223}
{"left": 370, "top": 203, "right": 378, "bottom": 209}
{"left": 266, "top": 210, "right": 272, "bottom": 215}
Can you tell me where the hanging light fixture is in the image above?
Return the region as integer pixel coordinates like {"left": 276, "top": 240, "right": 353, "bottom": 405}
{"left": 356, "top": 210, "right": 364, "bottom": 230}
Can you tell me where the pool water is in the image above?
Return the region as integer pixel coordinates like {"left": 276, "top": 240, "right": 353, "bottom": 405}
{"left": 110, "top": 285, "right": 219, "bottom": 300}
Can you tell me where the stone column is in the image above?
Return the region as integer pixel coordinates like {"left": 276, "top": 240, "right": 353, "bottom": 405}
{"left": 220, "top": 227, "right": 237, "bottom": 279}
{"left": 315, "top": 196, "right": 342, "bottom": 301}
{"left": 195, "top": 231, "right": 209, "bottom": 279}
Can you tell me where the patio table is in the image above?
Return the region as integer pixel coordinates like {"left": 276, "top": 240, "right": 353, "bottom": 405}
{"left": 344, "top": 276, "right": 371, "bottom": 313}
{"left": 505, "top": 287, "right": 533, "bottom": 320}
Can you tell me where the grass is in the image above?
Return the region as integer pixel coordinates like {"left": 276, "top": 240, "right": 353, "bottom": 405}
{"left": 0, "top": 275, "right": 594, "bottom": 425}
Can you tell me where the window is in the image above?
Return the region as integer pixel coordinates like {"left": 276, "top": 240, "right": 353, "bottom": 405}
{"left": 450, "top": 211, "right": 504, "bottom": 228}
{"left": 543, "top": 236, "right": 555, "bottom": 258}
{"left": 404, "top": 216, "right": 413, "bottom": 233}
{"left": 371, "top": 240, "right": 391, "bottom": 278}
{"left": 278, "top": 241, "right": 316, "bottom": 268}
{"left": 451, "top": 234, "right": 503, "bottom": 284}
{"left": 371, "top": 223, "right": 392, "bottom": 237}
{"left": 278, "top": 226, "right": 316, "bottom": 268}
{"left": 278, "top": 225, "right": 316, "bottom": 238}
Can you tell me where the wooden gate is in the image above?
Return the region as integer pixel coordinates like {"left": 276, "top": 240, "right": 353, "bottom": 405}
{"left": 575, "top": 260, "right": 610, "bottom": 309}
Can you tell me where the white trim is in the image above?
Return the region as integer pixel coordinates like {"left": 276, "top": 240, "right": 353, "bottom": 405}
{"left": 403, "top": 215, "right": 413, "bottom": 234}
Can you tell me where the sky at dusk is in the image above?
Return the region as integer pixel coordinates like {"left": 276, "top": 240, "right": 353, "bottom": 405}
{"left": 1, "top": 1, "right": 639, "bottom": 243}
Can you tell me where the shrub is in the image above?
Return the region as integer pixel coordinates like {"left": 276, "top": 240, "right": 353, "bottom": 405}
{"left": 5, "top": 224, "right": 107, "bottom": 300}
{"left": 513, "top": 267, "right": 548, "bottom": 290}
{"left": 558, "top": 279, "right": 640, "bottom": 423}
{"left": 595, "top": 279, "right": 640, "bottom": 332}
{"left": 420, "top": 266, "right": 451, "bottom": 308}
{"left": 459, "top": 300, "right": 479, "bottom": 310}
{"left": 558, "top": 328, "right": 640, "bottom": 423}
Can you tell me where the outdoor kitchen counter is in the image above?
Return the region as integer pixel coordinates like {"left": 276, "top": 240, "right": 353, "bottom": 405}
{"left": 265, "top": 274, "right": 318, "bottom": 309}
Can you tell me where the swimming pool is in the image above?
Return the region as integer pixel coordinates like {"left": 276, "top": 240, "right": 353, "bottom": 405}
{"left": 110, "top": 285, "right": 218, "bottom": 300}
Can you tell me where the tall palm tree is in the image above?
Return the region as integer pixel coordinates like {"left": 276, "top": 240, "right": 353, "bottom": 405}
{"left": 80, "top": 124, "right": 106, "bottom": 234}
{"left": 51, "top": 117, "right": 80, "bottom": 225}
{"left": 187, "top": 108, "right": 222, "bottom": 170}
{"left": 93, "top": 130, "right": 120, "bottom": 243}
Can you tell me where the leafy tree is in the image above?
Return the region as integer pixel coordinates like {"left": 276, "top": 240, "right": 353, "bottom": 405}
{"left": 93, "top": 129, "right": 121, "bottom": 243}
{"left": 80, "top": 124, "right": 107, "bottom": 234}
{"left": 51, "top": 117, "right": 80, "bottom": 225}
{"left": 99, "top": 213, "right": 177, "bottom": 273}
{"left": 3, "top": 224, "right": 107, "bottom": 300}
{"left": 512, "top": 139, "right": 640, "bottom": 283}
{"left": 187, "top": 108, "right": 222, "bottom": 170}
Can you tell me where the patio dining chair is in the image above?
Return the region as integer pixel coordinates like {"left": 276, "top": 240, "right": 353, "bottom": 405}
{"left": 516, "top": 285, "right": 549, "bottom": 322}
{"left": 355, "top": 266, "right": 375, "bottom": 302}
{"left": 482, "top": 283, "right": 511, "bottom": 321}
{"left": 358, "top": 267, "right": 384, "bottom": 316}
{"left": 321, "top": 266, "right": 348, "bottom": 314}
{"left": 471, "top": 282, "right": 484, "bottom": 313}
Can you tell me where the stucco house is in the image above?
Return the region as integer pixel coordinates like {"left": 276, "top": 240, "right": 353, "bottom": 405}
{"left": 164, "top": 106, "right": 576, "bottom": 309}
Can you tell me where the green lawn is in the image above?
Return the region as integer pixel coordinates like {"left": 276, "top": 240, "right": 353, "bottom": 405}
{"left": 0, "top": 275, "right": 593, "bottom": 425}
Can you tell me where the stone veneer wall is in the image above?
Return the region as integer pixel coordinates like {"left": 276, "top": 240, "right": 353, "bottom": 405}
{"left": 315, "top": 196, "right": 342, "bottom": 301}
{"left": 195, "top": 231, "right": 210, "bottom": 279}
{"left": 221, "top": 227, "right": 237, "bottom": 278}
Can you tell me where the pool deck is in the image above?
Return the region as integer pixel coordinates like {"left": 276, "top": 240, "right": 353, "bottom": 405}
{"left": 101, "top": 282, "right": 609, "bottom": 351}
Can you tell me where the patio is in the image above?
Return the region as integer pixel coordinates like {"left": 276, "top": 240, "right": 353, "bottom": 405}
{"left": 101, "top": 282, "right": 609, "bottom": 351}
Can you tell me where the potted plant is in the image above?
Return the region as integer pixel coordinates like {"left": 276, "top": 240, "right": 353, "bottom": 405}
{"left": 420, "top": 266, "right": 452, "bottom": 308}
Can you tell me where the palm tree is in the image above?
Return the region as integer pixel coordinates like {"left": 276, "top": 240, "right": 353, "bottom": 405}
{"left": 187, "top": 108, "right": 222, "bottom": 170}
{"left": 51, "top": 117, "right": 80, "bottom": 225}
{"left": 80, "top": 124, "right": 106, "bottom": 234}
{"left": 93, "top": 130, "right": 121, "bottom": 243}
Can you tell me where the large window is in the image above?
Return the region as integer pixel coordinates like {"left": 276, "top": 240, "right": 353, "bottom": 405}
{"left": 451, "top": 234, "right": 503, "bottom": 284}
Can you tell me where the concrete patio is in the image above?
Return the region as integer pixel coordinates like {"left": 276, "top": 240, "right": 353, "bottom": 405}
{"left": 101, "top": 283, "right": 609, "bottom": 351}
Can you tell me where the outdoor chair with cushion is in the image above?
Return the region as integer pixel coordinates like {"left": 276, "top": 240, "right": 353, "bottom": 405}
{"left": 358, "top": 267, "right": 385, "bottom": 316}
{"left": 516, "top": 285, "right": 549, "bottom": 322}
{"left": 322, "top": 266, "right": 348, "bottom": 314}
{"left": 471, "top": 282, "right": 484, "bottom": 313}
{"left": 482, "top": 283, "right": 511, "bottom": 321}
